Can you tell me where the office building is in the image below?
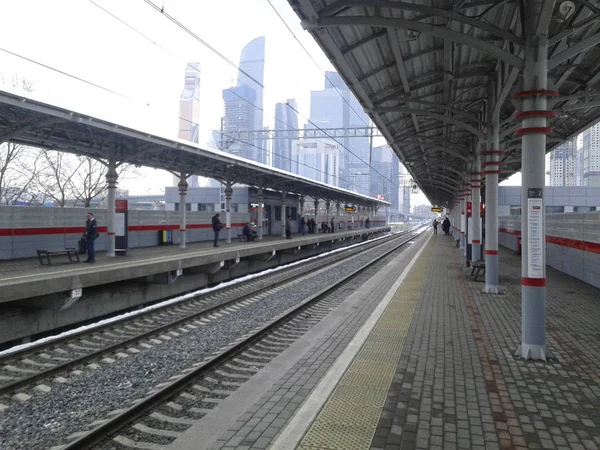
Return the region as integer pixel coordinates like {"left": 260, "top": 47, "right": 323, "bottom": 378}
{"left": 273, "top": 100, "right": 299, "bottom": 172}
{"left": 549, "top": 139, "right": 576, "bottom": 186}
{"left": 306, "top": 72, "right": 371, "bottom": 194}
{"left": 175, "top": 63, "right": 201, "bottom": 187}
{"left": 582, "top": 123, "right": 600, "bottom": 187}
{"left": 219, "top": 37, "right": 266, "bottom": 165}
{"left": 291, "top": 138, "right": 339, "bottom": 186}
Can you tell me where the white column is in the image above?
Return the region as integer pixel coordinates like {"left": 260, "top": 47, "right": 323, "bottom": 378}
{"left": 225, "top": 183, "right": 233, "bottom": 244}
{"left": 106, "top": 158, "right": 118, "bottom": 257}
{"left": 178, "top": 173, "right": 188, "bottom": 249}
{"left": 257, "top": 187, "right": 264, "bottom": 240}
{"left": 281, "top": 192, "right": 287, "bottom": 238}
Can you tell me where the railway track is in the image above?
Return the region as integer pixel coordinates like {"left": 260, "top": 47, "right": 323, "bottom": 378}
{"left": 0, "top": 227, "right": 417, "bottom": 396}
{"left": 59, "top": 227, "right": 426, "bottom": 450}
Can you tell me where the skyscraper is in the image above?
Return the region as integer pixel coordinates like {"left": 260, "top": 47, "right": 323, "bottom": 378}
{"left": 176, "top": 63, "right": 200, "bottom": 187}
{"left": 370, "top": 145, "right": 400, "bottom": 213}
{"left": 219, "top": 37, "right": 266, "bottom": 165}
{"left": 307, "top": 72, "right": 371, "bottom": 194}
{"left": 549, "top": 139, "right": 577, "bottom": 186}
{"left": 582, "top": 123, "right": 600, "bottom": 187}
{"left": 291, "top": 138, "right": 339, "bottom": 185}
{"left": 273, "top": 100, "right": 299, "bottom": 172}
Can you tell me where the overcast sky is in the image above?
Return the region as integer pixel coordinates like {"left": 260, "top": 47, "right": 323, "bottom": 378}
{"left": 0, "top": 0, "right": 522, "bottom": 206}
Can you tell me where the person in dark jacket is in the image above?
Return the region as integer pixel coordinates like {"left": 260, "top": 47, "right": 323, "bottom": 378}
{"left": 442, "top": 217, "right": 451, "bottom": 235}
{"left": 84, "top": 212, "right": 98, "bottom": 263}
{"left": 432, "top": 218, "right": 438, "bottom": 234}
{"left": 212, "top": 213, "right": 222, "bottom": 247}
{"left": 330, "top": 217, "right": 335, "bottom": 233}
{"left": 242, "top": 222, "right": 256, "bottom": 241}
{"left": 285, "top": 216, "right": 292, "bottom": 239}
{"left": 365, "top": 217, "right": 370, "bottom": 228}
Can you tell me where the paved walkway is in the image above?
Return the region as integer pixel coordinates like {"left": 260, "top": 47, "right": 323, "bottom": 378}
{"left": 170, "top": 232, "right": 600, "bottom": 450}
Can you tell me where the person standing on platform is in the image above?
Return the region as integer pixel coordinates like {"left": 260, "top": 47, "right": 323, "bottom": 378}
{"left": 84, "top": 212, "right": 98, "bottom": 263}
{"left": 330, "top": 217, "right": 335, "bottom": 233}
{"left": 442, "top": 217, "right": 451, "bottom": 235}
{"left": 212, "top": 213, "right": 222, "bottom": 247}
{"left": 365, "top": 217, "right": 370, "bottom": 228}
{"left": 432, "top": 218, "right": 438, "bottom": 234}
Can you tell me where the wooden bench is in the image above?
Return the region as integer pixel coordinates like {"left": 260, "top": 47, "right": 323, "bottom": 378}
{"left": 36, "top": 248, "right": 80, "bottom": 266}
{"left": 470, "top": 260, "right": 486, "bottom": 281}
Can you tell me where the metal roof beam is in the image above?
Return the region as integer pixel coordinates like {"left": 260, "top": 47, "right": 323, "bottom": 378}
{"left": 372, "top": 103, "right": 482, "bottom": 124}
{"left": 318, "top": 0, "right": 523, "bottom": 46}
{"left": 341, "top": 29, "right": 387, "bottom": 54}
{"left": 548, "top": 32, "right": 600, "bottom": 69}
{"left": 381, "top": 108, "right": 485, "bottom": 137}
{"left": 304, "top": 17, "right": 524, "bottom": 68}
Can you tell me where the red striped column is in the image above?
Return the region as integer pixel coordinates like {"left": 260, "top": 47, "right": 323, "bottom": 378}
{"left": 513, "top": 7, "right": 557, "bottom": 359}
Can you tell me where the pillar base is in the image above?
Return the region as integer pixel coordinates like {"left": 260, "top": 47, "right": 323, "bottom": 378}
{"left": 482, "top": 285, "right": 499, "bottom": 294}
{"left": 515, "top": 344, "right": 549, "bottom": 361}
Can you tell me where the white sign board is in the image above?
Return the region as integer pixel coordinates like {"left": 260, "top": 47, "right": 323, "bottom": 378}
{"left": 115, "top": 213, "right": 125, "bottom": 237}
{"left": 527, "top": 198, "right": 544, "bottom": 278}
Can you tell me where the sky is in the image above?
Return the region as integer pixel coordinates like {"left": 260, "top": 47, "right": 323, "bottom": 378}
{"left": 0, "top": 0, "right": 522, "bottom": 207}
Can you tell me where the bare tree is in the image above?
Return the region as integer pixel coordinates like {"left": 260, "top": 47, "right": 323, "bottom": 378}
{"left": 32, "top": 151, "right": 85, "bottom": 206}
{"left": 0, "top": 75, "right": 44, "bottom": 205}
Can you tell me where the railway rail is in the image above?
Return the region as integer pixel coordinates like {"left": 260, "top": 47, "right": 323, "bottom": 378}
{"left": 0, "top": 226, "right": 425, "bottom": 449}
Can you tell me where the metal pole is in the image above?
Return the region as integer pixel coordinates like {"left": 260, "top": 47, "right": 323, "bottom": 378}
{"left": 336, "top": 202, "right": 341, "bottom": 231}
{"left": 517, "top": 2, "right": 552, "bottom": 360}
{"left": 106, "top": 157, "right": 117, "bottom": 257}
{"left": 471, "top": 143, "right": 482, "bottom": 262}
{"left": 225, "top": 182, "right": 233, "bottom": 244}
{"left": 281, "top": 192, "right": 287, "bottom": 238}
{"left": 314, "top": 199, "right": 319, "bottom": 230}
{"left": 257, "top": 187, "right": 264, "bottom": 240}
{"left": 178, "top": 173, "right": 188, "bottom": 249}
{"left": 483, "top": 76, "right": 501, "bottom": 294}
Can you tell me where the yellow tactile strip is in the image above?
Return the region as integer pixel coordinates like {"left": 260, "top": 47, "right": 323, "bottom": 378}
{"left": 297, "top": 241, "right": 433, "bottom": 450}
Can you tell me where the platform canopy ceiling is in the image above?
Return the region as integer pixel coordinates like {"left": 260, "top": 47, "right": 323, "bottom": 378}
{"left": 0, "top": 90, "right": 388, "bottom": 209}
{"left": 288, "top": 0, "right": 600, "bottom": 206}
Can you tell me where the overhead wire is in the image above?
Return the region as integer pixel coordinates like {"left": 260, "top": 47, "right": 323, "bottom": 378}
{"left": 91, "top": 0, "right": 394, "bottom": 196}
{"left": 88, "top": 0, "right": 367, "bottom": 193}
{"left": 142, "top": 0, "right": 400, "bottom": 195}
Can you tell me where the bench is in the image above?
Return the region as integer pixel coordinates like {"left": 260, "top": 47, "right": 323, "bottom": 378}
{"left": 237, "top": 234, "right": 246, "bottom": 242}
{"left": 36, "top": 248, "right": 80, "bottom": 266}
{"left": 470, "top": 260, "right": 486, "bottom": 281}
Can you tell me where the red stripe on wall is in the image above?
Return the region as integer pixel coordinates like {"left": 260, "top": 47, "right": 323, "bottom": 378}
{"left": 522, "top": 277, "right": 546, "bottom": 287}
{"left": 499, "top": 229, "right": 600, "bottom": 255}
{"left": 0, "top": 223, "right": 247, "bottom": 236}
{"left": 485, "top": 250, "right": 498, "bottom": 255}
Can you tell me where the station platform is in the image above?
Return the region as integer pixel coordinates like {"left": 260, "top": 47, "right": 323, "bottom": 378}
{"left": 0, "top": 227, "right": 387, "bottom": 304}
{"left": 168, "top": 231, "right": 600, "bottom": 450}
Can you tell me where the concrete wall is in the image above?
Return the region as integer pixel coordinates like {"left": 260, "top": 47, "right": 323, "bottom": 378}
{"left": 0, "top": 207, "right": 249, "bottom": 260}
{"left": 498, "top": 212, "right": 600, "bottom": 288}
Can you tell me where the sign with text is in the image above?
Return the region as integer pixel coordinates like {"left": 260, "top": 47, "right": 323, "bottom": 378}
{"left": 527, "top": 198, "right": 544, "bottom": 278}
{"left": 431, "top": 207, "right": 443, "bottom": 213}
{"left": 466, "top": 201, "right": 472, "bottom": 216}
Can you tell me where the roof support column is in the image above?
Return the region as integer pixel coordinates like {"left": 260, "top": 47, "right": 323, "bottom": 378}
{"left": 483, "top": 77, "right": 501, "bottom": 294}
{"left": 178, "top": 173, "right": 188, "bottom": 249}
{"left": 224, "top": 182, "right": 233, "bottom": 244}
{"left": 516, "top": 2, "right": 555, "bottom": 360}
{"left": 325, "top": 200, "right": 331, "bottom": 223}
{"left": 471, "top": 144, "right": 483, "bottom": 263}
{"left": 314, "top": 198, "right": 319, "bottom": 227}
{"left": 460, "top": 190, "right": 466, "bottom": 251}
{"left": 257, "top": 187, "right": 264, "bottom": 240}
{"left": 281, "top": 192, "right": 288, "bottom": 238}
{"left": 336, "top": 202, "right": 341, "bottom": 231}
{"left": 105, "top": 157, "right": 118, "bottom": 258}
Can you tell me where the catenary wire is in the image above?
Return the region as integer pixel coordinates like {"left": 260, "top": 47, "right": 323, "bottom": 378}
{"left": 141, "top": 0, "right": 400, "bottom": 193}
{"left": 92, "top": 1, "right": 399, "bottom": 194}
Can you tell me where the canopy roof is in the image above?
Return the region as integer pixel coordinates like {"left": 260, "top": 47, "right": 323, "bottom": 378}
{"left": 0, "top": 90, "right": 389, "bottom": 208}
{"left": 289, "top": 0, "right": 600, "bottom": 206}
